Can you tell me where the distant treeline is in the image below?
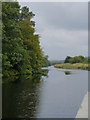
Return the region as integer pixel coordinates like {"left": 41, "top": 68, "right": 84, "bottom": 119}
{"left": 54, "top": 56, "right": 89, "bottom": 70}
{"left": 64, "top": 56, "right": 88, "bottom": 64}
{"left": 2, "top": 2, "right": 48, "bottom": 78}
{"left": 49, "top": 56, "right": 88, "bottom": 66}
{"left": 48, "top": 60, "right": 64, "bottom": 66}
{"left": 48, "top": 55, "right": 88, "bottom": 66}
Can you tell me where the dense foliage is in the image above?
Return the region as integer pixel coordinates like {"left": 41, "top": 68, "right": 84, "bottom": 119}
{"left": 2, "top": 2, "right": 48, "bottom": 78}
{"left": 64, "top": 56, "right": 88, "bottom": 64}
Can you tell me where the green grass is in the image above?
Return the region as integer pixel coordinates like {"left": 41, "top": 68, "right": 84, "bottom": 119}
{"left": 54, "top": 63, "right": 88, "bottom": 70}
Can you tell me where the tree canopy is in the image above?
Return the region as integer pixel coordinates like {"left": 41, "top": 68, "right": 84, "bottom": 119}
{"left": 64, "top": 56, "right": 88, "bottom": 64}
{"left": 2, "top": 2, "right": 48, "bottom": 79}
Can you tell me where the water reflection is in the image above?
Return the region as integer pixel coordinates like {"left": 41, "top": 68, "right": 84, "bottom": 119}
{"left": 2, "top": 74, "right": 45, "bottom": 118}
{"left": 2, "top": 67, "right": 88, "bottom": 118}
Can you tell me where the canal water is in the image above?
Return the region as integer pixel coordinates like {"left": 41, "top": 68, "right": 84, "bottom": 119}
{"left": 2, "top": 66, "right": 88, "bottom": 118}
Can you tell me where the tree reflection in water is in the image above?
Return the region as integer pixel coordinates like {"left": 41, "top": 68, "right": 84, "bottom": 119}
{"left": 2, "top": 69, "right": 48, "bottom": 118}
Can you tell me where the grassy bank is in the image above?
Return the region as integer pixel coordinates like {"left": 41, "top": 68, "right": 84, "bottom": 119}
{"left": 54, "top": 63, "right": 88, "bottom": 70}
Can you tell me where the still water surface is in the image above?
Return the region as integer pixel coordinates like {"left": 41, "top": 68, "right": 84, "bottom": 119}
{"left": 3, "top": 66, "right": 88, "bottom": 118}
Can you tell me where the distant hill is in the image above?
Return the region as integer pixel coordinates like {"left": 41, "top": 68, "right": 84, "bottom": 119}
{"left": 49, "top": 60, "right": 64, "bottom": 65}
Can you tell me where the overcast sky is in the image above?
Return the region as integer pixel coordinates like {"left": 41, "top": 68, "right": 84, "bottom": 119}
{"left": 19, "top": 2, "right": 88, "bottom": 60}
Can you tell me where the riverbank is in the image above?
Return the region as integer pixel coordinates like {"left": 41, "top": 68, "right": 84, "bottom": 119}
{"left": 54, "top": 63, "right": 88, "bottom": 70}
{"left": 76, "top": 92, "right": 88, "bottom": 118}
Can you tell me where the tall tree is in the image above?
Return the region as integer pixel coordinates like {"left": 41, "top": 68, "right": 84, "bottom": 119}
{"left": 2, "top": 2, "right": 25, "bottom": 76}
{"left": 2, "top": 2, "right": 48, "bottom": 79}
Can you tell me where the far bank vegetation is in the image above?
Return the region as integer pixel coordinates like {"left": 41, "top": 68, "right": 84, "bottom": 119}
{"left": 54, "top": 56, "right": 89, "bottom": 70}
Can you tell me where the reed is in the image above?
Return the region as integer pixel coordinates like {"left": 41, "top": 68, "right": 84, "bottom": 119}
{"left": 54, "top": 63, "right": 88, "bottom": 70}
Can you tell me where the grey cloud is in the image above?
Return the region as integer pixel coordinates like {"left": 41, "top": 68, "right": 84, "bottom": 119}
{"left": 19, "top": 2, "right": 88, "bottom": 60}
{"left": 40, "top": 29, "right": 88, "bottom": 60}
{"left": 19, "top": 2, "right": 88, "bottom": 30}
{"left": 29, "top": 2, "right": 88, "bottom": 31}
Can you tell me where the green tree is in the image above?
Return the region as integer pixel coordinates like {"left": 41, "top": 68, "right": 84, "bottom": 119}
{"left": 64, "top": 56, "right": 72, "bottom": 63}
{"left": 2, "top": 3, "right": 48, "bottom": 79}
{"left": 2, "top": 2, "right": 24, "bottom": 76}
{"left": 64, "top": 55, "right": 87, "bottom": 64}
